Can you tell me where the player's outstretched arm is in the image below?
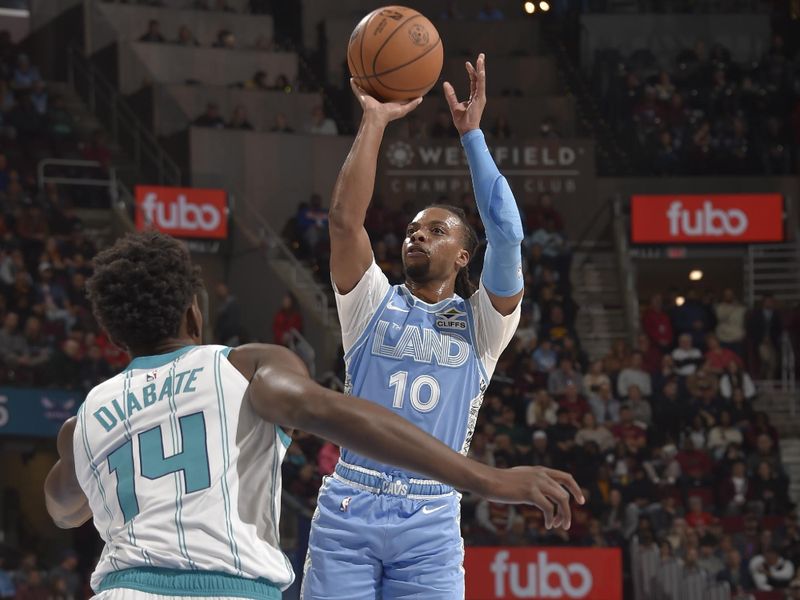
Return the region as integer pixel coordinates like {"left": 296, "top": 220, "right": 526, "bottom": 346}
{"left": 230, "top": 344, "right": 583, "bottom": 529}
{"left": 44, "top": 417, "right": 92, "bottom": 529}
{"left": 444, "top": 53, "right": 524, "bottom": 316}
{"left": 328, "top": 81, "right": 422, "bottom": 294}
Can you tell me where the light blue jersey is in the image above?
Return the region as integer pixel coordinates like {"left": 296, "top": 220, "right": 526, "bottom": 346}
{"left": 303, "top": 262, "right": 520, "bottom": 599}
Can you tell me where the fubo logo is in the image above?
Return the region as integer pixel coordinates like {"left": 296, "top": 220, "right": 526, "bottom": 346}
{"left": 490, "top": 551, "right": 592, "bottom": 599}
{"left": 666, "top": 201, "right": 748, "bottom": 237}
{"left": 135, "top": 186, "right": 228, "bottom": 239}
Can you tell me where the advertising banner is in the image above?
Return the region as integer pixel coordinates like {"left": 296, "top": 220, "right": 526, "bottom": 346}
{"left": 465, "top": 547, "right": 622, "bottom": 600}
{"left": 0, "top": 388, "right": 81, "bottom": 437}
{"left": 135, "top": 186, "right": 229, "bottom": 239}
{"left": 631, "top": 193, "right": 783, "bottom": 243}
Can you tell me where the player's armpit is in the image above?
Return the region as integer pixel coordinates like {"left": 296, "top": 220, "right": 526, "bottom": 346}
{"left": 44, "top": 417, "right": 91, "bottom": 529}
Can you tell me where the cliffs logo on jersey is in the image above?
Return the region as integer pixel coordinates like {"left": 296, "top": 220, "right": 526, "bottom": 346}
{"left": 435, "top": 307, "right": 467, "bottom": 330}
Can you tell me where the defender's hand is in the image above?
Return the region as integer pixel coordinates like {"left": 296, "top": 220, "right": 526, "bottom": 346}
{"left": 351, "top": 79, "right": 422, "bottom": 127}
{"left": 487, "top": 466, "right": 584, "bottom": 530}
{"left": 443, "top": 52, "right": 487, "bottom": 137}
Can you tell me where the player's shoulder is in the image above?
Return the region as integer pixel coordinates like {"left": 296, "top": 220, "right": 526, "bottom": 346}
{"left": 81, "top": 371, "right": 128, "bottom": 415}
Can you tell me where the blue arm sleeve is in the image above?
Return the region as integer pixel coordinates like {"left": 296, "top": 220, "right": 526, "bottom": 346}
{"left": 462, "top": 128, "right": 523, "bottom": 297}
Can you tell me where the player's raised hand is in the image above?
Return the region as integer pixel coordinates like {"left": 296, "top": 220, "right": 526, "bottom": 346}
{"left": 443, "top": 52, "right": 487, "bottom": 137}
{"left": 487, "top": 465, "right": 584, "bottom": 530}
{"left": 351, "top": 79, "right": 422, "bottom": 126}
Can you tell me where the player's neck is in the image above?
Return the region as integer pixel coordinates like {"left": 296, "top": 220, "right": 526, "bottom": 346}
{"left": 404, "top": 278, "right": 456, "bottom": 304}
{"left": 129, "top": 337, "right": 197, "bottom": 359}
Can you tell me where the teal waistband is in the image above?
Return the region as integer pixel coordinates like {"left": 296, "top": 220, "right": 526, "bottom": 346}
{"left": 98, "top": 567, "right": 281, "bottom": 599}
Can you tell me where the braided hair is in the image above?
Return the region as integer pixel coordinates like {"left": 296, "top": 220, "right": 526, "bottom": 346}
{"left": 428, "top": 204, "right": 479, "bottom": 299}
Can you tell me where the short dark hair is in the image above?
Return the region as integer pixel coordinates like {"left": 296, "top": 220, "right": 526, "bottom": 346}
{"left": 427, "top": 204, "right": 479, "bottom": 298}
{"left": 86, "top": 231, "right": 202, "bottom": 351}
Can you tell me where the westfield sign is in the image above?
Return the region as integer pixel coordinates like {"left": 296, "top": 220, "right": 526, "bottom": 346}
{"left": 631, "top": 193, "right": 783, "bottom": 243}
{"left": 465, "top": 547, "right": 622, "bottom": 599}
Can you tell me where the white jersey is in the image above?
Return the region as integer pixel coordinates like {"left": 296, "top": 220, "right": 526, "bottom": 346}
{"left": 73, "top": 345, "right": 294, "bottom": 593}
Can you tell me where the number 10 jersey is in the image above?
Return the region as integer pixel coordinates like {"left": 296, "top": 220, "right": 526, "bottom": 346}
{"left": 73, "top": 345, "right": 294, "bottom": 593}
{"left": 335, "top": 262, "right": 521, "bottom": 477}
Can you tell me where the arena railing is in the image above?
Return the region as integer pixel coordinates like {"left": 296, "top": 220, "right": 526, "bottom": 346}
{"left": 66, "top": 45, "right": 181, "bottom": 187}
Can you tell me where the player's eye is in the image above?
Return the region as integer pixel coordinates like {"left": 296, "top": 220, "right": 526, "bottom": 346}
{"left": 433, "top": 227, "right": 445, "bottom": 235}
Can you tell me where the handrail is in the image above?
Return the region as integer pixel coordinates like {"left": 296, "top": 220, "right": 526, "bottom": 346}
{"left": 612, "top": 195, "right": 639, "bottom": 346}
{"left": 37, "top": 158, "right": 117, "bottom": 208}
{"left": 569, "top": 197, "right": 613, "bottom": 272}
{"left": 240, "top": 199, "right": 335, "bottom": 328}
{"left": 66, "top": 45, "right": 181, "bottom": 186}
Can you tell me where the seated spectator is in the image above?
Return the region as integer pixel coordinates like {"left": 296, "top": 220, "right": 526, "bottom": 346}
{"left": 704, "top": 334, "right": 743, "bottom": 374}
{"left": 475, "top": 500, "right": 516, "bottom": 543}
{"left": 213, "top": 29, "right": 236, "bottom": 49}
{"left": 715, "top": 288, "right": 746, "bottom": 354}
{"left": 636, "top": 333, "right": 662, "bottom": 375}
{"left": 707, "top": 410, "right": 743, "bottom": 460}
{"left": 296, "top": 193, "right": 328, "bottom": 252}
{"left": 589, "top": 381, "right": 620, "bottom": 426}
{"left": 46, "top": 338, "right": 83, "bottom": 390}
{"left": 750, "top": 461, "right": 790, "bottom": 516}
{"left": 672, "top": 333, "right": 703, "bottom": 376}
{"left": 685, "top": 495, "right": 714, "bottom": 529}
{"left": 540, "top": 305, "right": 577, "bottom": 346}
{"left": 468, "top": 432, "right": 495, "bottom": 466}
{"left": 214, "top": 283, "right": 242, "bottom": 345}
{"left": 11, "top": 54, "right": 41, "bottom": 91}
{"left": 243, "top": 70, "right": 270, "bottom": 90}
{"left": 717, "top": 548, "right": 752, "bottom": 593}
{"left": 559, "top": 383, "right": 589, "bottom": 427}
{"left": 626, "top": 386, "right": 652, "bottom": 427}
{"left": 575, "top": 412, "right": 615, "bottom": 452}
{"left": 643, "top": 444, "right": 680, "bottom": 488}
{"left": 139, "top": 20, "right": 166, "bottom": 43}
{"left": 81, "top": 129, "right": 112, "bottom": 168}
{"left": 547, "top": 407, "right": 577, "bottom": 468}
{"left": 0, "top": 312, "right": 24, "bottom": 368}
{"left": 525, "top": 388, "right": 556, "bottom": 427}
{"left": 227, "top": 105, "right": 254, "bottom": 130}
{"left": 272, "top": 293, "right": 301, "bottom": 346}
{"left": 603, "top": 338, "right": 630, "bottom": 380}
{"left": 522, "top": 430, "right": 555, "bottom": 468}
{"left": 676, "top": 438, "right": 713, "bottom": 485}
{"left": 729, "top": 387, "right": 756, "bottom": 428}
{"left": 611, "top": 405, "right": 647, "bottom": 453}
{"left": 80, "top": 343, "right": 112, "bottom": 392}
{"left": 175, "top": 25, "right": 199, "bottom": 46}
{"left": 270, "top": 113, "right": 294, "bottom": 133}
{"left": 746, "top": 294, "right": 783, "bottom": 380}
{"left": 547, "top": 355, "right": 584, "bottom": 396}
{"left": 495, "top": 406, "right": 530, "bottom": 452}
{"left": 719, "top": 460, "right": 750, "bottom": 516}
{"left": 685, "top": 414, "right": 708, "bottom": 450}
{"left": 617, "top": 351, "right": 652, "bottom": 398}
{"left": 583, "top": 359, "right": 610, "bottom": 395}
{"left": 532, "top": 338, "right": 557, "bottom": 373}
{"left": 746, "top": 432, "right": 784, "bottom": 479}
{"left": 719, "top": 360, "right": 756, "bottom": 401}
{"left": 430, "top": 108, "right": 457, "bottom": 138}
{"left": 698, "top": 535, "right": 724, "bottom": 577}
{"left": 749, "top": 546, "right": 795, "bottom": 591}
{"left": 194, "top": 103, "right": 225, "bottom": 128}
{"left": 306, "top": 105, "right": 337, "bottom": 136}
{"left": 272, "top": 74, "right": 291, "bottom": 91}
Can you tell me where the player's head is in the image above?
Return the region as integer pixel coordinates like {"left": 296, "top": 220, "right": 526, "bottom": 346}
{"left": 86, "top": 231, "right": 204, "bottom": 355}
{"left": 401, "top": 204, "right": 478, "bottom": 298}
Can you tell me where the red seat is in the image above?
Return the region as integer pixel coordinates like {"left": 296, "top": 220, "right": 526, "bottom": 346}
{"left": 719, "top": 515, "right": 745, "bottom": 533}
{"left": 753, "top": 591, "right": 784, "bottom": 600}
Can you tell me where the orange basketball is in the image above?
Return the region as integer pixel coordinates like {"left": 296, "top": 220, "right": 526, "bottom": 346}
{"left": 347, "top": 5, "right": 444, "bottom": 102}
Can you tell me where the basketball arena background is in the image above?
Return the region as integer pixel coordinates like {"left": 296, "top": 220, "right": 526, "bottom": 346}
{"left": 0, "top": 0, "right": 799, "bottom": 598}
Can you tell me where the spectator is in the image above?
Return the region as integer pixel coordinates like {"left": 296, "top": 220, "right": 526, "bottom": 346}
{"left": 617, "top": 351, "right": 652, "bottom": 398}
{"left": 636, "top": 333, "right": 662, "bottom": 375}
{"left": 717, "top": 548, "right": 752, "bottom": 593}
{"left": 575, "top": 412, "right": 615, "bottom": 452}
{"left": 676, "top": 438, "right": 713, "bottom": 486}
{"left": 749, "top": 546, "right": 795, "bottom": 591}
{"left": 214, "top": 283, "right": 242, "bottom": 346}
{"left": 588, "top": 381, "right": 620, "bottom": 426}
{"left": 14, "top": 568, "right": 47, "bottom": 600}
{"left": 270, "top": 113, "right": 294, "bottom": 133}
{"left": 559, "top": 383, "right": 589, "bottom": 427}
{"left": 523, "top": 430, "right": 555, "bottom": 467}
{"left": 704, "top": 334, "right": 743, "bottom": 374}
{"left": 475, "top": 500, "right": 516, "bottom": 543}
{"left": 750, "top": 461, "right": 790, "bottom": 516}
{"left": 468, "top": 432, "right": 495, "bottom": 466}
{"left": 698, "top": 535, "right": 724, "bottom": 576}
{"left": 747, "top": 294, "right": 783, "bottom": 380}
{"left": 715, "top": 288, "right": 746, "bottom": 355}
{"left": 46, "top": 338, "right": 83, "bottom": 390}
{"left": 29, "top": 80, "right": 47, "bottom": 115}
{"left": 194, "top": 103, "right": 225, "bottom": 128}
{"left": 0, "top": 311, "right": 24, "bottom": 368}
{"left": 80, "top": 343, "right": 112, "bottom": 392}
{"left": 307, "top": 105, "right": 337, "bottom": 135}
{"left": 47, "top": 551, "right": 80, "bottom": 598}
{"left": 272, "top": 74, "right": 291, "bottom": 91}
{"left": 611, "top": 405, "right": 647, "bottom": 453}
{"left": 213, "top": 29, "right": 236, "bottom": 49}
{"left": 685, "top": 495, "right": 714, "bottom": 529}
{"left": 81, "top": 129, "right": 112, "bottom": 169}
{"left": 11, "top": 54, "right": 41, "bottom": 90}
{"left": 719, "top": 460, "right": 750, "bottom": 516}
{"left": 583, "top": 359, "right": 610, "bottom": 395}
{"left": 719, "top": 360, "right": 756, "bottom": 400}
{"left": 227, "top": 105, "right": 254, "bottom": 130}
{"left": 547, "top": 355, "right": 584, "bottom": 396}
{"left": 243, "top": 70, "right": 270, "bottom": 90}
{"left": 707, "top": 410, "right": 743, "bottom": 460}
{"left": 672, "top": 333, "right": 703, "bottom": 376}
{"left": 272, "top": 293, "right": 302, "bottom": 346}
{"left": 626, "top": 385, "right": 652, "bottom": 427}
{"left": 746, "top": 433, "right": 784, "bottom": 479}
{"left": 139, "top": 20, "right": 166, "bottom": 43}
{"left": 548, "top": 407, "right": 577, "bottom": 468}
{"left": 175, "top": 25, "right": 199, "bottom": 46}
{"left": 317, "top": 442, "right": 338, "bottom": 476}
{"left": 525, "top": 389, "right": 557, "bottom": 427}
{"left": 532, "top": 338, "right": 557, "bottom": 373}
{"left": 0, "top": 555, "right": 13, "bottom": 599}
{"left": 296, "top": 193, "right": 328, "bottom": 253}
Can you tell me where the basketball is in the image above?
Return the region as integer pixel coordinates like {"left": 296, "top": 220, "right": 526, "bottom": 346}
{"left": 347, "top": 5, "right": 444, "bottom": 102}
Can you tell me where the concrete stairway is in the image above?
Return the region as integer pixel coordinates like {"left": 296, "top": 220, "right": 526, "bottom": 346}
{"left": 571, "top": 242, "right": 628, "bottom": 361}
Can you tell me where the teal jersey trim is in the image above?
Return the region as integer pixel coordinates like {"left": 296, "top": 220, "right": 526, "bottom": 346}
{"left": 124, "top": 346, "right": 197, "bottom": 372}
{"left": 221, "top": 346, "right": 233, "bottom": 358}
{"left": 276, "top": 426, "right": 292, "bottom": 448}
{"left": 97, "top": 567, "right": 280, "bottom": 599}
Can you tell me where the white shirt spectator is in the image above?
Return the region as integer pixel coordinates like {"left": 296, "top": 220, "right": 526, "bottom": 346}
{"left": 672, "top": 343, "right": 703, "bottom": 376}
{"left": 720, "top": 371, "right": 756, "bottom": 400}
{"left": 617, "top": 367, "right": 652, "bottom": 398}
{"left": 715, "top": 294, "right": 746, "bottom": 343}
{"left": 475, "top": 500, "right": 516, "bottom": 535}
{"left": 749, "top": 552, "right": 795, "bottom": 591}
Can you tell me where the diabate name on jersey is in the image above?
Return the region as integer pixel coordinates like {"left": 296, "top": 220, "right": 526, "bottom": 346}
{"left": 92, "top": 367, "right": 205, "bottom": 433}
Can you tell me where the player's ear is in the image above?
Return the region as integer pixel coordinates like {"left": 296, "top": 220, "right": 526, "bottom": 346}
{"left": 455, "top": 247, "right": 469, "bottom": 270}
{"left": 187, "top": 295, "right": 203, "bottom": 342}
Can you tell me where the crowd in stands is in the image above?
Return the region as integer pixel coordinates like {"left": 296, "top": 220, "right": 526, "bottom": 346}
{"left": 0, "top": 549, "right": 87, "bottom": 600}
{"left": 138, "top": 19, "right": 282, "bottom": 54}
{"left": 594, "top": 34, "right": 800, "bottom": 175}
{"left": 192, "top": 102, "right": 338, "bottom": 135}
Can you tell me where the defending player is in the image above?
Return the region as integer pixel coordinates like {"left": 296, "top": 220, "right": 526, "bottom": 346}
{"left": 302, "top": 55, "right": 580, "bottom": 598}
{"left": 43, "top": 231, "right": 581, "bottom": 599}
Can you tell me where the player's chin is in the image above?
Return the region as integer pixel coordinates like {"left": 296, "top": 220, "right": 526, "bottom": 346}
{"left": 403, "top": 259, "right": 430, "bottom": 280}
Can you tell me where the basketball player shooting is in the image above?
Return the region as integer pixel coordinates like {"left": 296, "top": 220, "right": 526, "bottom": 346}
{"left": 43, "top": 231, "right": 581, "bottom": 600}
{"left": 302, "top": 55, "right": 583, "bottom": 599}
